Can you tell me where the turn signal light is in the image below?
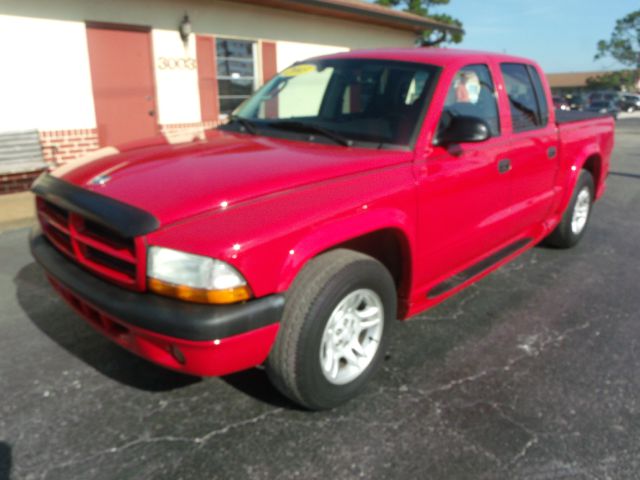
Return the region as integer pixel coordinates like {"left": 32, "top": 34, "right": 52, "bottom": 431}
{"left": 148, "top": 278, "right": 252, "bottom": 304}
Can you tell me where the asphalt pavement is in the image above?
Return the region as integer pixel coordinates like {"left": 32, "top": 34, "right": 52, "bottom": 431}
{"left": 1, "top": 118, "right": 639, "bottom": 480}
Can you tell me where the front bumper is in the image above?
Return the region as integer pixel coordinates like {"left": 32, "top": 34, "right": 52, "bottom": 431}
{"left": 30, "top": 229, "right": 284, "bottom": 376}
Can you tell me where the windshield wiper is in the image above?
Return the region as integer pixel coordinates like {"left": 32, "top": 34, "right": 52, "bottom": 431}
{"left": 228, "top": 115, "right": 257, "bottom": 135}
{"left": 266, "top": 120, "right": 353, "bottom": 147}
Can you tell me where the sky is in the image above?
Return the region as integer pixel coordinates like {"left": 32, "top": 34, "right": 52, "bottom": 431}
{"left": 411, "top": 0, "right": 637, "bottom": 73}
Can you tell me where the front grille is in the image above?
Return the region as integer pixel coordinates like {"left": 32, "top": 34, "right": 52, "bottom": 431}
{"left": 48, "top": 275, "right": 132, "bottom": 343}
{"left": 36, "top": 197, "right": 144, "bottom": 290}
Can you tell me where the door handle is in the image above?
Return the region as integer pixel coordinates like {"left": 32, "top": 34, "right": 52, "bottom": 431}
{"left": 148, "top": 109, "right": 155, "bottom": 117}
{"left": 498, "top": 158, "right": 511, "bottom": 174}
{"left": 547, "top": 146, "right": 557, "bottom": 159}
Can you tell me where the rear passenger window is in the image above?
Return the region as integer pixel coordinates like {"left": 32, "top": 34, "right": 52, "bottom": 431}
{"left": 500, "top": 63, "right": 548, "bottom": 132}
{"left": 439, "top": 64, "right": 500, "bottom": 137}
{"left": 527, "top": 65, "right": 549, "bottom": 126}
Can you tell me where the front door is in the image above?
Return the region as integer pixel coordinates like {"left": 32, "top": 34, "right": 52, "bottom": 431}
{"left": 86, "top": 24, "right": 158, "bottom": 146}
{"left": 415, "top": 64, "right": 513, "bottom": 296}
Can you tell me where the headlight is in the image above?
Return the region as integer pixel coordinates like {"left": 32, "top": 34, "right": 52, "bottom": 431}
{"left": 147, "top": 246, "right": 251, "bottom": 304}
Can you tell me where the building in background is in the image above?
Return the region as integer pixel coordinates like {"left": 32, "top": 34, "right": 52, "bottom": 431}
{"left": 546, "top": 70, "right": 640, "bottom": 96}
{"left": 546, "top": 71, "right": 604, "bottom": 95}
{"left": 0, "top": 0, "right": 453, "bottom": 193}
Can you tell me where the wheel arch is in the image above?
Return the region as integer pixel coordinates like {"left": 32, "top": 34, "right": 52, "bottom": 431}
{"left": 558, "top": 144, "right": 603, "bottom": 216}
{"left": 581, "top": 153, "right": 603, "bottom": 198}
{"left": 331, "top": 228, "right": 412, "bottom": 300}
{"left": 277, "top": 210, "right": 414, "bottom": 316}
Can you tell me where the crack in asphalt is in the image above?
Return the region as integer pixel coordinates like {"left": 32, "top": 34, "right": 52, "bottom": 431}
{"left": 17, "top": 312, "right": 594, "bottom": 479}
{"left": 428, "top": 320, "right": 592, "bottom": 396}
{"left": 376, "top": 320, "right": 595, "bottom": 472}
{"left": 498, "top": 411, "right": 540, "bottom": 467}
{"left": 22, "top": 408, "right": 284, "bottom": 479}
{"left": 381, "top": 320, "right": 592, "bottom": 405}
{"left": 444, "top": 416, "right": 505, "bottom": 468}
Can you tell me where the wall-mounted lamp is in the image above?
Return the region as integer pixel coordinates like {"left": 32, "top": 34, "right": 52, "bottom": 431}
{"left": 179, "top": 13, "right": 192, "bottom": 44}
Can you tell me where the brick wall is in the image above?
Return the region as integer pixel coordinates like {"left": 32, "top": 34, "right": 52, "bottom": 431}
{"left": 39, "top": 128, "right": 100, "bottom": 166}
{"left": 1, "top": 123, "right": 221, "bottom": 194}
{"left": 0, "top": 128, "right": 100, "bottom": 194}
{"left": 0, "top": 169, "right": 45, "bottom": 195}
{"left": 160, "top": 121, "right": 218, "bottom": 143}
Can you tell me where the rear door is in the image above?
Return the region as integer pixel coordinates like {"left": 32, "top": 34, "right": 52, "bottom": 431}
{"left": 497, "top": 63, "right": 559, "bottom": 235}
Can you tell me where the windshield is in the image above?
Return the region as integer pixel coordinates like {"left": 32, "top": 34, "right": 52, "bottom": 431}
{"left": 223, "top": 58, "right": 440, "bottom": 149}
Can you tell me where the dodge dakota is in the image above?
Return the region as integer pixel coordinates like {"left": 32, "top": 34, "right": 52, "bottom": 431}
{"left": 30, "top": 49, "right": 614, "bottom": 409}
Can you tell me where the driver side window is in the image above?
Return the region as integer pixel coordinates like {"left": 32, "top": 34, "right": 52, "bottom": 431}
{"left": 439, "top": 64, "right": 500, "bottom": 137}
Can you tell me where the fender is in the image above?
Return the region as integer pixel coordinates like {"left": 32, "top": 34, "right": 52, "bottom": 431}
{"left": 276, "top": 207, "right": 414, "bottom": 293}
{"left": 555, "top": 141, "right": 602, "bottom": 216}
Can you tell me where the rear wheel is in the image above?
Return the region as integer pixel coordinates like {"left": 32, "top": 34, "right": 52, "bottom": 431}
{"left": 544, "top": 170, "right": 594, "bottom": 248}
{"left": 266, "top": 249, "right": 396, "bottom": 410}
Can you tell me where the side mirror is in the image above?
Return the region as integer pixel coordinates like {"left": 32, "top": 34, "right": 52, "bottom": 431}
{"left": 435, "top": 115, "right": 491, "bottom": 146}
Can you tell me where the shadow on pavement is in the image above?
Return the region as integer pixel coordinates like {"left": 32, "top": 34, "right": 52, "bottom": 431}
{"left": 14, "top": 262, "right": 300, "bottom": 408}
{"left": 0, "top": 442, "right": 11, "bottom": 480}
{"left": 14, "top": 262, "right": 199, "bottom": 392}
{"left": 222, "top": 368, "right": 301, "bottom": 410}
{"left": 609, "top": 171, "right": 640, "bottom": 180}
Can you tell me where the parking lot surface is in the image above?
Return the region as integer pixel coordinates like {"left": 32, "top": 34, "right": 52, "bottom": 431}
{"left": 1, "top": 118, "right": 639, "bottom": 480}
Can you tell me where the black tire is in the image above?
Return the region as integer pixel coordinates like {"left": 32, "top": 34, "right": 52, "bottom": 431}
{"left": 543, "top": 170, "right": 595, "bottom": 248}
{"left": 266, "top": 249, "right": 396, "bottom": 410}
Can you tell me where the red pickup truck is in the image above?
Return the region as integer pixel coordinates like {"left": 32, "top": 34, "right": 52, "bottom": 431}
{"left": 31, "top": 49, "right": 614, "bottom": 410}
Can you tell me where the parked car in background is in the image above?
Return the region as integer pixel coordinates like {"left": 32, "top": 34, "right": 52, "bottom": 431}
{"left": 589, "top": 91, "right": 620, "bottom": 104}
{"left": 586, "top": 100, "right": 619, "bottom": 120}
{"left": 618, "top": 94, "right": 640, "bottom": 113}
{"left": 567, "top": 95, "right": 586, "bottom": 111}
{"left": 553, "top": 96, "right": 571, "bottom": 111}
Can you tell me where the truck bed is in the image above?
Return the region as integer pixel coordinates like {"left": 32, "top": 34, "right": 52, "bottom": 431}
{"left": 555, "top": 110, "right": 612, "bottom": 125}
{"left": 555, "top": 113, "right": 614, "bottom": 202}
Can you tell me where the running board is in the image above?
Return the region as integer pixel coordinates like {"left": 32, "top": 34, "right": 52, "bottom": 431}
{"left": 426, "top": 237, "right": 533, "bottom": 299}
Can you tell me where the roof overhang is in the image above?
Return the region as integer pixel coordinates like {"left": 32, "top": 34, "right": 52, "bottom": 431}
{"left": 546, "top": 71, "right": 615, "bottom": 88}
{"left": 231, "top": 0, "right": 463, "bottom": 34}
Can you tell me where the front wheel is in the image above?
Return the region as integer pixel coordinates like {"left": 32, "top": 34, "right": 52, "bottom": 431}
{"left": 266, "top": 249, "right": 396, "bottom": 410}
{"left": 543, "top": 170, "right": 594, "bottom": 248}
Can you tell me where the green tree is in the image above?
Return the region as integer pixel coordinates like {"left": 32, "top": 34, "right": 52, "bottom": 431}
{"left": 375, "top": 0, "right": 464, "bottom": 45}
{"left": 586, "top": 70, "right": 636, "bottom": 91}
{"left": 595, "top": 10, "right": 640, "bottom": 86}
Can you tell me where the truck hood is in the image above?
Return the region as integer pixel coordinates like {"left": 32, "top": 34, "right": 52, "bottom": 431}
{"left": 52, "top": 130, "right": 409, "bottom": 227}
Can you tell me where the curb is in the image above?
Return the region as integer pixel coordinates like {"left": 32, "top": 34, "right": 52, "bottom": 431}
{"left": 0, "top": 192, "right": 36, "bottom": 233}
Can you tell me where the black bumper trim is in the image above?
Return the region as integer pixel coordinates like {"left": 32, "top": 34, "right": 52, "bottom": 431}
{"left": 31, "top": 173, "right": 160, "bottom": 238}
{"left": 30, "top": 230, "right": 284, "bottom": 341}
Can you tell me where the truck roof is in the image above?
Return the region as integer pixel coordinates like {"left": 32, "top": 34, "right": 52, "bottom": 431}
{"left": 314, "top": 47, "right": 535, "bottom": 68}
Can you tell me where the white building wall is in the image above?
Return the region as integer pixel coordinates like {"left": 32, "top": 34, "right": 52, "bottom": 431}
{"left": 0, "top": 15, "right": 96, "bottom": 132}
{"left": 276, "top": 41, "right": 349, "bottom": 72}
{"left": 1, "top": 0, "right": 415, "bottom": 51}
{"left": 151, "top": 30, "right": 201, "bottom": 125}
{"left": 0, "top": 1, "right": 417, "bottom": 136}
